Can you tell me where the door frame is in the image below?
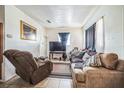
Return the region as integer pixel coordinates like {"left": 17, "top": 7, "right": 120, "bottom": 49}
{"left": 0, "top": 23, "right": 3, "bottom": 79}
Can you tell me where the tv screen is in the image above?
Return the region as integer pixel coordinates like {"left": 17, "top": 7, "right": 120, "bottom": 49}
{"left": 49, "top": 42, "right": 66, "bottom": 51}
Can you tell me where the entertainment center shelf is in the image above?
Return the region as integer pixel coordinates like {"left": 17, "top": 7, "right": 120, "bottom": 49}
{"left": 49, "top": 51, "right": 65, "bottom": 60}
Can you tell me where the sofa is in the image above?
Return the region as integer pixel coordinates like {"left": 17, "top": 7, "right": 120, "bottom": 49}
{"left": 3, "top": 49, "right": 53, "bottom": 84}
{"left": 71, "top": 53, "right": 124, "bottom": 88}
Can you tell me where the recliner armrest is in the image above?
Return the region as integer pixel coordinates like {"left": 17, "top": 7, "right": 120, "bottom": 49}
{"left": 31, "top": 61, "right": 53, "bottom": 84}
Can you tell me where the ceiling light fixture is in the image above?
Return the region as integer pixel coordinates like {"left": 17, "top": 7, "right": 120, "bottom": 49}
{"left": 46, "top": 20, "right": 51, "bottom": 23}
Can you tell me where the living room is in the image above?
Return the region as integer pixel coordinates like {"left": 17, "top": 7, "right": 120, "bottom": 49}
{"left": 0, "top": 4, "right": 124, "bottom": 89}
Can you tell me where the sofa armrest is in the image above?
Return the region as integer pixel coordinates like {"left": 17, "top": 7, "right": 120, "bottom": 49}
{"left": 83, "top": 67, "right": 124, "bottom": 88}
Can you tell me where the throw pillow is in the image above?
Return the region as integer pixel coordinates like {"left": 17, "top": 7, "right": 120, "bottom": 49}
{"left": 82, "top": 56, "right": 92, "bottom": 68}
{"left": 100, "top": 53, "right": 118, "bottom": 70}
{"left": 76, "top": 51, "right": 86, "bottom": 59}
{"left": 88, "top": 51, "right": 97, "bottom": 56}
{"left": 90, "top": 53, "right": 102, "bottom": 67}
{"left": 38, "top": 56, "right": 46, "bottom": 60}
{"left": 82, "top": 52, "right": 91, "bottom": 62}
{"left": 71, "top": 50, "right": 80, "bottom": 57}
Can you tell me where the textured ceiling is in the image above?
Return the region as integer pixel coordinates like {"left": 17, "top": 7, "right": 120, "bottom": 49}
{"left": 16, "top": 5, "right": 96, "bottom": 28}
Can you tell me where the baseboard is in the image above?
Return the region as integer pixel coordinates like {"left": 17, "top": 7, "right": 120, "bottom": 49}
{"left": 5, "top": 74, "right": 17, "bottom": 82}
{"left": 0, "top": 79, "right": 4, "bottom": 82}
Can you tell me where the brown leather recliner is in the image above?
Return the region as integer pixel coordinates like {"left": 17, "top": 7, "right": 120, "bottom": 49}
{"left": 3, "top": 49, "right": 53, "bottom": 84}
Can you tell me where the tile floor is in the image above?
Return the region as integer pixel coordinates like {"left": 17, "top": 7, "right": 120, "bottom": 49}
{"left": 0, "top": 76, "right": 73, "bottom": 88}
{"left": 0, "top": 61, "right": 72, "bottom": 88}
{"left": 39, "top": 77, "right": 73, "bottom": 88}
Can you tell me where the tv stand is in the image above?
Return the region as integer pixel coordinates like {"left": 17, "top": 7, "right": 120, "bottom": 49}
{"left": 49, "top": 51, "right": 65, "bottom": 60}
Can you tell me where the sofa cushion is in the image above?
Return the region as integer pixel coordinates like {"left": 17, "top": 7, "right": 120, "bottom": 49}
{"left": 74, "top": 63, "right": 84, "bottom": 69}
{"left": 116, "top": 59, "right": 124, "bottom": 72}
{"left": 100, "top": 53, "right": 118, "bottom": 70}
{"left": 71, "top": 63, "right": 86, "bottom": 82}
{"left": 73, "top": 69, "right": 86, "bottom": 82}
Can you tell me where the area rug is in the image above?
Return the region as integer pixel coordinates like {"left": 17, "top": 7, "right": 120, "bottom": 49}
{"left": 50, "top": 63, "right": 72, "bottom": 78}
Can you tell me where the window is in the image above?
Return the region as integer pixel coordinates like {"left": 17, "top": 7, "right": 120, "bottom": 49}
{"left": 58, "top": 32, "right": 70, "bottom": 45}
{"left": 85, "top": 23, "right": 96, "bottom": 51}
{"left": 66, "top": 34, "right": 70, "bottom": 45}
{"left": 58, "top": 35, "right": 61, "bottom": 42}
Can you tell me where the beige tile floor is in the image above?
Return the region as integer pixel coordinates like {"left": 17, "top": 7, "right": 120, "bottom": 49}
{"left": 0, "top": 76, "right": 73, "bottom": 88}
{"left": 0, "top": 61, "right": 72, "bottom": 88}
{"left": 39, "top": 77, "right": 73, "bottom": 88}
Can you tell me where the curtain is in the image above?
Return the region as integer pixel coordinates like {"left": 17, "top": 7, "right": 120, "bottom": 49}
{"left": 96, "top": 18, "right": 104, "bottom": 52}
{"left": 58, "top": 32, "right": 70, "bottom": 46}
{"left": 85, "top": 23, "right": 96, "bottom": 51}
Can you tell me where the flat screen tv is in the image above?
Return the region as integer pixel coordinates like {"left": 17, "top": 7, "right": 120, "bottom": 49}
{"left": 49, "top": 42, "right": 66, "bottom": 51}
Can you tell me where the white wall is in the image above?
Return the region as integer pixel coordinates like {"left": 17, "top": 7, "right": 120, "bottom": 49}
{"left": 46, "top": 28, "right": 83, "bottom": 56}
{"left": 4, "top": 6, "right": 46, "bottom": 81}
{"left": 83, "top": 6, "right": 124, "bottom": 59}
{"left": 40, "top": 30, "right": 47, "bottom": 57}
{"left": 0, "top": 6, "right": 4, "bottom": 23}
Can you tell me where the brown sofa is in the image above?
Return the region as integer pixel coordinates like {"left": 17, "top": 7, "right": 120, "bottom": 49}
{"left": 71, "top": 53, "right": 124, "bottom": 88}
{"left": 3, "top": 49, "right": 53, "bottom": 84}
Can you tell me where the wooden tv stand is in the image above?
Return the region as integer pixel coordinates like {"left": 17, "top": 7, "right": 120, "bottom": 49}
{"left": 49, "top": 51, "right": 65, "bottom": 60}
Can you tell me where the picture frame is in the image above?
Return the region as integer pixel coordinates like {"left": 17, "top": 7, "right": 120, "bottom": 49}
{"left": 20, "top": 20, "right": 37, "bottom": 41}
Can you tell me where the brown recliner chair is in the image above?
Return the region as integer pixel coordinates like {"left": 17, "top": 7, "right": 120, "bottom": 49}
{"left": 3, "top": 49, "right": 53, "bottom": 84}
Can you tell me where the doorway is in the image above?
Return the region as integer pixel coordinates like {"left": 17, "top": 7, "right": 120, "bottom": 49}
{"left": 0, "top": 23, "right": 3, "bottom": 79}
